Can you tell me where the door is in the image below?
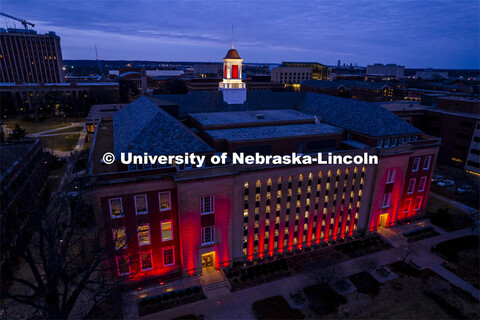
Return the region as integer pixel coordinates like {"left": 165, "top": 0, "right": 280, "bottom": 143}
{"left": 379, "top": 213, "right": 389, "bottom": 227}
{"left": 201, "top": 252, "right": 214, "bottom": 268}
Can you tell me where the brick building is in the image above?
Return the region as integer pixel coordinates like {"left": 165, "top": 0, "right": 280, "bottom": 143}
{"left": 87, "top": 49, "right": 440, "bottom": 284}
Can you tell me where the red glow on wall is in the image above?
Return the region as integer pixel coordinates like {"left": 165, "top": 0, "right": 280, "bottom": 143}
{"left": 224, "top": 65, "right": 227, "bottom": 78}
{"left": 232, "top": 65, "right": 238, "bottom": 79}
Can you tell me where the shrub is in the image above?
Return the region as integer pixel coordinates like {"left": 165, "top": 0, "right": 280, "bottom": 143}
{"left": 170, "top": 292, "right": 177, "bottom": 299}
{"left": 303, "top": 284, "right": 347, "bottom": 315}
{"left": 252, "top": 295, "right": 305, "bottom": 319}
{"left": 185, "top": 288, "right": 193, "bottom": 296}
{"left": 178, "top": 290, "right": 185, "bottom": 298}
{"left": 193, "top": 286, "right": 201, "bottom": 293}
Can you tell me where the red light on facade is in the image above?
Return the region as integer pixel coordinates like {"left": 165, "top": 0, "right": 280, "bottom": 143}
{"left": 232, "top": 65, "right": 239, "bottom": 79}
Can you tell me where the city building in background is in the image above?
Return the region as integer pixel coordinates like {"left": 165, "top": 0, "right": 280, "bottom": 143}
{"left": 282, "top": 62, "right": 327, "bottom": 80}
{"left": 415, "top": 70, "right": 449, "bottom": 80}
{"left": 0, "top": 28, "right": 65, "bottom": 83}
{"left": 366, "top": 63, "right": 405, "bottom": 79}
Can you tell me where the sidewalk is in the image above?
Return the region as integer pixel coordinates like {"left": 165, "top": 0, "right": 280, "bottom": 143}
{"left": 138, "top": 227, "right": 479, "bottom": 319}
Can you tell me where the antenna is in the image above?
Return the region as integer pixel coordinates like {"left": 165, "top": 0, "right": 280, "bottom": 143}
{"left": 231, "top": 25, "right": 234, "bottom": 49}
{"left": 95, "top": 44, "right": 103, "bottom": 77}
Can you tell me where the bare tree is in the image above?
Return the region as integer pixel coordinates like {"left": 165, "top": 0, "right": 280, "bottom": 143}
{"left": 1, "top": 143, "right": 137, "bottom": 319}
{"left": 309, "top": 258, "right": 342, "bottom": 285}
{"left": 357, "top": 257, "right": 379, "bottom": 274}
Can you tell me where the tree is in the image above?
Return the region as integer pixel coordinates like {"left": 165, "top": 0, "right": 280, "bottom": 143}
{"left": 8, "top": 124, "right": 27, "bottom": 140}
{"left": 309, "top": 258, "right": 342, "bottom": 285}
{"left": 0, "top": 150, "right": 135, "bottom": 319}
{"left": 357, "top": 257, "right": 379, "bottom": 274}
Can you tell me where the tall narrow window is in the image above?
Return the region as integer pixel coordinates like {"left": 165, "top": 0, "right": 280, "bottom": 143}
{"left": 109, "top": 198, "right": 123, "bottom": 218}
{"left": 381, "top": 193, "right": 392, "bottom": 208}
{"left": 415, "top": 196, "right": 422, "bottom": 210}
{"left": 412, "top": 157, "right": 420, "bottom": 172}
{"left": 161, "top": 221, "right": 173, "bottom": 241}
{"left": 407, "top": 179, "right": 416, "bottom": 194}
{"left": 135, "top": 195, "right": 148, "bottom": 215}
{"left": 116, "top": 255, "right": 130, "bottom": 276}
{"left": 113, "top": 228, "right": 127, "bottom": 250}
{"left": 404, "top": 198, "right": 411, "bottom": 213}
{"left": 423, "top": 156, "right": 431, "bottom": 170}
{"left": 386, "top": 169, "right": 396, "bottom": 184}
{"left": 163, "top": 247, "right": 175, "bottom": 266}
{"left": 137, "top": 224, "right": 151, "bottom": 245}
{"left": 201, "top": 196, "right": 214, "bottom": 214}
{"left": 377, "top": 139, "right": 383, "bottom": 148}
{"left": 201, "top": 226, "right": 215, "bottom": 245}
{"left": 159, "top": 192, "right": 171, "bottom": 211}
{"left": 140, "top": 251, "right": 153, "bottom": 271}
{"left": 418, "top": 176, "right": 427, "bottom": 192}
{"left": 384, "top": 138, "right": 390, "bottom": 148}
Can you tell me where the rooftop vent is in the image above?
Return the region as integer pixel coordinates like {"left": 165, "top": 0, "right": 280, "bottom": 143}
{"left": 255, "top": 113, "right": 265, "bottom": 119}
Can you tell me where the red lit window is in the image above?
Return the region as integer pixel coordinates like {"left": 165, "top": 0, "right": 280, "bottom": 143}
{"left": 140, "top": 251, "right": 153, "bottom": 271}
{"left": 407, "top": 179, "right": 416, "bottom": 194}
{"left": 163, "top": 247, "right": 175, "bottom": 266}
{"left": 415, "top": 196, "right": 422, "bottom": 210}
{"left": 404, "top": 198, "right": 411, "bottom": 213}
{"left": 224, "top": 65, "right": 227, "bottom": 78}
{"left": 381, "top": 193, "right": 392, "bottom": 208}
{"left": 232, "top": 65, "right": 238, "bottom": 79}
{"left": 116, "top": 255, "right": 130, "bottom": 276}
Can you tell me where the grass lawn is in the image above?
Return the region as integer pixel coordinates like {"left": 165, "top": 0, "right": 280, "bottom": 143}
{"left": 39, "top": 133, "right": 80, "bottom": 151}
{"left": 5, "top": 116, "right": 84, "bottom": 134}
{"left": 426, "top": 193, "right": 472, "bottom": 231}
{"left": 439, "top": 235, "right": 479, "bottom": 289}
{"left": 252, "top": 295, "right": 304, "bottom": 319}
{"left": 340, "top": 270, "right": 478, "bottom": 320}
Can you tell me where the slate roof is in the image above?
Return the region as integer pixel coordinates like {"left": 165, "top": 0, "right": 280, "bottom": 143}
{"left": 113, "top": 96, "right": 213, "bottom": 157}
{"left": 150, "top": 91, "right": 421, "bottom": 137}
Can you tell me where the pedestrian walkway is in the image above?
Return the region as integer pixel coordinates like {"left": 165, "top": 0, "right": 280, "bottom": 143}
{"left": 28, "top": 122, "right": 85, "bottom": 137}
{"left": 135, "top": 226, "right": 479, "bottom": 319}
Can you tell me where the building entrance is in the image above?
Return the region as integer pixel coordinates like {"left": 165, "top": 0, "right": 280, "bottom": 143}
{"left": 201, "top": 252, "right": 215, "bottom": 268}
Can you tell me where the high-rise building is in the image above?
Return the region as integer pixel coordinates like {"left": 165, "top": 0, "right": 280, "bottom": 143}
{"left": 0, "top": 28, "right": 65, "bottom": 83}
{"left": 366, "top": 63, "right": 404, "bottom": 78}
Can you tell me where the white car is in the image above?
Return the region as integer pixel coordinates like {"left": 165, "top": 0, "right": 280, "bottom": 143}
{"left": 432, "top": 175, "right": 443, "bottom": 183}
{"left": 437, "top": 180, "right": 455, "bottom": 187}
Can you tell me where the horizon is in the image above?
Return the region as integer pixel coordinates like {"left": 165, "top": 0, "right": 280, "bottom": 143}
{"left": 2, "top": 0, "right": 480, "bottom": 69}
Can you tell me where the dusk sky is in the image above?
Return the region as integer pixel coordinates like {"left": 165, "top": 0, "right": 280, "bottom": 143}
{"left": 2, "top": 0, "right": 479, "bottom": 68}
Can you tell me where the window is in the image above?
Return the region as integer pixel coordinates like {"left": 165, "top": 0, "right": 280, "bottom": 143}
{"left": 381, "top": 193, "right": 392, "bottom": 208}
{"left": 412, "top": 136, "right": 418, "bottom": 141}
{"left": 377, "top": 139, "right": 383, "bottom": 148}
{"left": 201, "top": 226, "right": 215, "bottom": 245}
{"left": 161, "top": 221, "right": 173, "bottom": 241}
{"left": 137, "top": 224, "right": 151, "bottom": 245}
{"left": 140, "top": 251, "right": 153, "bottom": 271}
{"left": 405, "top": 136, "right": 411, "bottom": 142}
{"left": 407, "top": 179, "right": 416, "bottom": 194}
{"left": 159, "top": 192, "right": 171, "bottom": 211}
{"left": 415, "top": 196, "right": 422, "bottom": 210}
{"left": 400, "top": 137, "right": 405, "bottom": 144}
{"left": 412, "top": 157, "right": 420, "bottom": 172}
{"left": 128, "top": 164, "right": 138, "bottom": 171}
{"left": 113, "top": 228, "right": 127, "bottom": 250}
{"left": 423, "top": 156, "right": 431, "bottom": 170}
{"left": 384, "top": 138, "right": 390, "bottom": 148}
{"left": 116, "top": 255, "right": 130, "bottom": 276}
{"left": 163, "top": 247, "right": 175, "bottom": 266}
{"left": 201, "top": 195, "right": 214, "bottom": 214}
{"left": 391, "top": 138, "right": 397, "bottom": 147}
{"left": 143, "top": 163, "right": 152, "bottom": 170}
{"left": 109, "top": 198, "right": 123, "bottom": 218}
{"left": 135, "top": 195, "right": 148, "bottom": 215}
{"left": 386, "top": 169, "right": 396, "bottom": 184}
{"left": 418, "top": 176, "right": 427, "bottom": 192}
{"left": 404, "top": 199, "right": 411, "bottom": 213}
{"left": 183, "top": 163, "right": 193, "bottom": 170}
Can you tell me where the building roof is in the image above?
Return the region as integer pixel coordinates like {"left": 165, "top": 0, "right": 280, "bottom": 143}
{"left": 86, "top": 104, "right": 128, "bottom": 122}
{"left": 224, "top": 49, "right": 241, "bottom": 59}
{"left": 0, "top": 140, "right": 39, "bottom": 181}
{"left": 113, "top": 96, "right": 213, "bottom": 157}
{"left": 149, "top": 90, "right": 421, "bottom": 137}
{"left": 206, "top": 123, "right": 342, "bottom": 142}
{"left": 302, "top": 80, "right": 389, "bottom": 90}
{"left": 189, "top": 109, "right": 314, "bottom": 127}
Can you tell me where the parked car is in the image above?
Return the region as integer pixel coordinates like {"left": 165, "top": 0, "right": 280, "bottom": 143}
{"left": 456, "top": 185, "right": 473, "bottom": 194}
{"left": 432, "top": 174, "right": 444, "bottom": 183}
{"left": 437, "top": 179, "right": 455, "bottom": 187}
